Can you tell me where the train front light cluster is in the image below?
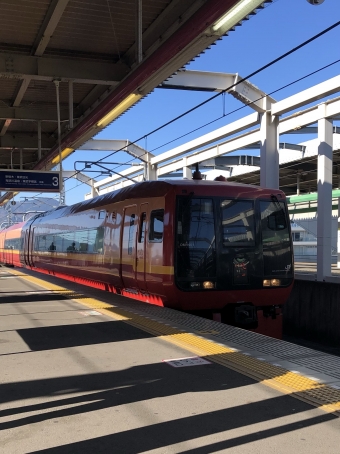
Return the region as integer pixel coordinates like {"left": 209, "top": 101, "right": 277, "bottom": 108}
{"left": 263, "top": 279, "right": 281, "bottom": 287}
{"left": 190, "top": 281, "right": 215, "bottom": 290}
{"left": 203, "top": 281, "right": 214, "bottom": 289}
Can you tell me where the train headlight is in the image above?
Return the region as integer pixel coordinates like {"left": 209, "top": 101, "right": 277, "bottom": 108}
{"left": 271, "top": 279, "right": 281, "bottom": 287}
{"left": 203, "top": 281, "right": 214, "bottom": 289}
{"left": 263, "top": 279, "right": 281, "bottom": 287}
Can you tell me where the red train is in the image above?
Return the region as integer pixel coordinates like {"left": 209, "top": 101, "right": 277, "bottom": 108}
{"left": 0, "top": 179, "right": 294, "bottom": 337}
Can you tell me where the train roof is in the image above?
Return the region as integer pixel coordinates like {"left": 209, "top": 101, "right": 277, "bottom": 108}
{"left": 28, "top": 179, "right": 286, "bottom": 222}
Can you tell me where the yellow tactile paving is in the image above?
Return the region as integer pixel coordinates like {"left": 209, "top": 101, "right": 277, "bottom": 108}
{"left": 8, "top": 268, "right": 340, "bottom": 416}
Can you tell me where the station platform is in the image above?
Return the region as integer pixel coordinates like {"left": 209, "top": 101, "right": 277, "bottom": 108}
{"left": 1, "top": 266, "right": 340, "bottom": 453}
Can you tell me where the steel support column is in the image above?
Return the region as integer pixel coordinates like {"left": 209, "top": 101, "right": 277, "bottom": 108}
{"left": 136, "top": 0, "right": 142, "bottom": 64}
{"left": 69, "top": 80, "right": 74, "bottom": 129}
{"left": 90, "top": 179, "right": 99, "bottom": 198}
{"left": 317, "top": 104, "right": 333, "bottom": 280}
{"left": 183, "top": 157, "right": 192, "bottom": 179}
{"left": 37, "top": 120, "right": 42, "bottom": 160}
{"left": 146, "top": 162, "right": 157, "bottom": 181}
{"left": 260, "top": 105, "right": 279, "bottom": 189}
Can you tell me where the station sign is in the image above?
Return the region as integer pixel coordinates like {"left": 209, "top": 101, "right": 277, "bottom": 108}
{"left": 0, "top": 170, "right": 60, "bottom": 192}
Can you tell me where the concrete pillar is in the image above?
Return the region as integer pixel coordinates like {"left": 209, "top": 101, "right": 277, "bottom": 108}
{"left": 317, "top": 104, "right": 333, "bottom": 280}
{"left": 260, "top": 101, "right": 279, "bottom": 188}
{"left": 183, "top": 157, "right": 192, "bottom": 179}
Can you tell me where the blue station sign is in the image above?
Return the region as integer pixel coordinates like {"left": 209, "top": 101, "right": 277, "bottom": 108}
{"left": 0, "top": 170, "right": 60, "bottom": 192}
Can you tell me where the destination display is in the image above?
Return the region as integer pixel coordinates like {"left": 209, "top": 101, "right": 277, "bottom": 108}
{"left": 0, "top": 170, "right": 60, "bottom": 192}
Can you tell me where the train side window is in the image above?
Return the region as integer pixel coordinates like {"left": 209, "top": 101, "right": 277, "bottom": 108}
{"left": 138, "top": 212, "right": 146, "bottom": 243}
{"left": 149, "top": 210, "right": 164, "bottom": 243}
{"left": 128, "top": 214, "right": 136, "bottom": 254}
{"left": 63, "top": 231, "right": 75, "bottom": 252}
{"left": 74, "top": 230, "right": 89, "bottom": 252}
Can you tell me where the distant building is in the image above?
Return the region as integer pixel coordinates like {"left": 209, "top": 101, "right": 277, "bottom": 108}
{"left": 0, "top": 197, "right": 61, "bottom": 229}
{"left": 291, "top": 222, "right": 317, "bottom": 259}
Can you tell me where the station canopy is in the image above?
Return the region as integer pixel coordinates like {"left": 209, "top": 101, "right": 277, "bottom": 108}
{"left": 0, "top": 0, "right": 271, "bottom": 204}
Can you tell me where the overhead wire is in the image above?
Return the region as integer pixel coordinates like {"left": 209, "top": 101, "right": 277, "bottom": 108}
{"left": 30, "top": 19, "right": 340, "bottom": 200}
{"left": 61, "top": 56, "right": 340, "bottom": 199}
{"left": 79, "top": 18, "right": 340, "bottom": 171}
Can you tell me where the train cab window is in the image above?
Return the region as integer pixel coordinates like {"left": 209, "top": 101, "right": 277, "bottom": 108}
{"left": 138, "top": 212, "right": 147, "bottom": 243}
{"left": 221, "top": 200, "right": 255, "bottom": 245}
{"left": 149, "top": 210, "right": 164, "bottom": 242}
{"left": 98, "top": 210, "right": 106, "bottom": 219}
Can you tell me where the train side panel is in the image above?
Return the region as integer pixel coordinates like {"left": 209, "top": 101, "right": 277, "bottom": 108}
{"left": 0, "top": 223, "right": 24, "bottom": 267}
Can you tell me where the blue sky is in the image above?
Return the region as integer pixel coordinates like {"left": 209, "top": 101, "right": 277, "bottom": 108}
{"left": 18, "top": 0, "right": 340, "bottom": 206}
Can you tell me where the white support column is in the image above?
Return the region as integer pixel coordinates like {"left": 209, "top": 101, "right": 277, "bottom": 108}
{"left": 317, "top": 104, "right": 333, "bottom": 280}
{"left": 183, "top": 157, "right": 192, "bottom": 179}
{"left": 260, "top": 100, "right": 279, "bottom": 189}
{"left": 146, "top": 162, "right": 157, "bottom": 181}
{"left": 90, "top": 179, "right": 99, "bottom": 199}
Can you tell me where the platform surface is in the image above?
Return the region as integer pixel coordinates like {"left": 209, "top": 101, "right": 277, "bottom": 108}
{"left": 1, "top": 266, "right": 340, "bottom": 454}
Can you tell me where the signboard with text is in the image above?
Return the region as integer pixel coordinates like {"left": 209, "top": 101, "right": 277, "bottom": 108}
{"left": 0, "top": 170, "right": 60, "bottom": 192}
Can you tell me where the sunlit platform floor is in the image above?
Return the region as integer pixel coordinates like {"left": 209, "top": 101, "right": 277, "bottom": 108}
{"left": 1, "top": 266, "right": 340, "bottom": 454}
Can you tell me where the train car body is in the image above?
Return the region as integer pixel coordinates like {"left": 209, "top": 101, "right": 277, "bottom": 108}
{"left": 0, "top": 221, "right": 24, "bottom": 267}
{"left": 0, "top": 180, "right": 294, "bottom": 337}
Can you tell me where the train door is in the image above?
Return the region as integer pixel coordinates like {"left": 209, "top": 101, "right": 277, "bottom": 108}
{"left": 28, "top": 226, "right": 35, "bottom": 267}
{"left": 23, "top": 229, "right": 30, "bottom": 266}
{"left": 23, "top": 225, "right": 34, "bottom": 267}
{"left": 136, "top": 204, "right": 148, "bottom": 291}
{"left": 121, "top": 205, "right": 137, "bottom": 289}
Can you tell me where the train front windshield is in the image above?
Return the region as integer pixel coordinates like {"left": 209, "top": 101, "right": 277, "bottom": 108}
{"left": 175, "top": 196, "right": 293, "bottom": 291}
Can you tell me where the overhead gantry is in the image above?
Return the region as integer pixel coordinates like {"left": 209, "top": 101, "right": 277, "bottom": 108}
{"left": 86, "top": 72, "right": 340, "bottom": 280}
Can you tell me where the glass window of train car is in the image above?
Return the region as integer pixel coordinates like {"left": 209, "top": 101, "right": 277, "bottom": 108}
{"left": 260, "top": 201, "right": 289, "bottom": 241}
{"left": 128, "top": 214, "right": 136, "bottom": 254}
{"left": 75, "top": 230, "right": 89, "bottom": 252}
{"left": 54, "top": 234, "right": 63, "bottom": 252}
{"left": 63, "top": 231, "right": 75, "bottom": 252}
{"left": 138, "top": 212, "right": 147, "bottom": 243}
{"left": 221, "top": 200, "right": 255, "bottom": 246}
{"left": 176, "top": 198, "right": 216, "bottom": 278}
{"left": 88, "top": 229, "right": 97, "bottom": 252}
{"left": 73, "top": 230, "right": 88, "bottom": 252}
{"left": 260, "top": 200, "right": 292, "bottom": 276}
{"left": 35, "top": 235, "right": 46, "bottom": 251}
{"left": 93, "top": 227, "right": 104, "bottom": 253}
{"left": 149, "top": 210, "right": 164, "bottom": 242}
